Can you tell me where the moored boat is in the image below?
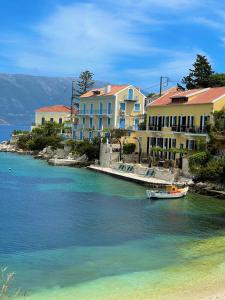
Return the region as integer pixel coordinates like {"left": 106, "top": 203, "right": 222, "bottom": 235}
{"left": 146, "top": 185, "right": 189, "bottom": 199}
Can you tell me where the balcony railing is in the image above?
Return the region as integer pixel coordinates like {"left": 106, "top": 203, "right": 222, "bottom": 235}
{"left": 124, "top": 98, "right": 137, "bottom": 102}
{"left": 147, "top": 125, "right": 208, "bottom": 134}
{"left": 148, "top": 125, "right": 162, "bottom": 131}
{"left": 171, "top": 125, "right": 207, "bottom": 134}
{"left": 77, "top": 110, "right": 112, "bottom": 116}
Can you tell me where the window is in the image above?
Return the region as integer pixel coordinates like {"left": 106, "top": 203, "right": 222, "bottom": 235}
{"left": 108, "top": 102, "right": 112, "bottom": 114}
{"left": 90, "top": 117, "right": 93, "bottom": 128}
{"left": 41, "top": 117, "right": 45, "bottom": 125}
{"left": 164, "top": 138, "right": 168, "bottom": 149}
{"left": 134, "top": 118, "right": 139, "bottom": 130}
{"left": 172, "top": 116, "right": 177, "bottom": 126}
{"left": 90, "top": 104, "right": 94, "bottom": 115}
{"left": 128, "top": 89, "right": 134, "bottom": 100}
{"left": 134, "top": 103, "right": 140, "bottom": 112}
{"left": 89, "top": 131, "right": 93, "bottom": 140}
{"left": 172, "top": 139, "right": 176, "bottom": 148}
{"left": 157, "top": 138, "right": 163, "bottom": 147}
{"left": 120, "top": 102, "right": 126, "bottom": 111}
{"left": 50, "top": 118, "right": 54, "bottom": 123}
{"left": 59, "top": 118, "right": 62, "bottom": 124}
{"left": 80, "top": 131, "right": 83, "bottom": 140}
{"left": 82, "top": 117, "right": 85, "bottom": 125}
{"left": 107, "top": 117, "right": 111, "bottom": 126}
{"left": 99, "top": 103, "right": 103, "bottom": 114}
{"left": 164, "top": 116, "right": 170, "bottom": 127}
{"left": 186, "top": 140, "right": 195, "bottom": 150}
{"left": 98, "top": 117, "right": 103, "bottom": 130}
{"left": 82, "top": 103, "right": 86, "bottom": 114}
{"left": 200, "top": 115, "right": 209, "bottom": 130}
{"left": 120, "top": 118, "right": 125, "bottom": 129}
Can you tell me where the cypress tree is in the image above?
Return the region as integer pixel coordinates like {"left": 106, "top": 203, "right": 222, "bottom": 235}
{"left": 182, "top": 54, "right": 214, "bottom": 89}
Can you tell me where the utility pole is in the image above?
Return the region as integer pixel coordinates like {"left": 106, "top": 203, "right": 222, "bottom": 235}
{"left": 71, "top": 80, "right": 78, "bottom": 123}
{"left": 159, "top": 76, "right": 169, "bottom": 96}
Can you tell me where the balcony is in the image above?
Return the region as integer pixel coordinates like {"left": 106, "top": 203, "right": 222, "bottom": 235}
{"left": 94, "top": 109, "right": 112, "bottom": 116}
{"left": 171, "top": 126, "right": 208, "bottom": 134}
{"left": 148, "top": 125, "right": 162, "bottom": 131}
{"left": 77, "top": 110, "right": 112, "bottom": 116}
{"left": 77, "top": 110, "right": 90, "bottom": 116}
{"left": 124, "top": 98, "right": 137, "bottom": 102}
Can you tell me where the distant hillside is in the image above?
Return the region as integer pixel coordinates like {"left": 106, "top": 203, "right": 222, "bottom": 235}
{"left": 0, "top": 73, "right": 104, "bottom": 125}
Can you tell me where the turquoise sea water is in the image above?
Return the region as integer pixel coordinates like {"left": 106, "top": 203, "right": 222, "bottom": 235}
{"left": 1, "top": 153, "right": 225, "bottom": 299}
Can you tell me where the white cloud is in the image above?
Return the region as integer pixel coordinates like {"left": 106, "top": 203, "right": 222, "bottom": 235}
{"left": 7, "top": 2, "right": 153, "bottom": 77}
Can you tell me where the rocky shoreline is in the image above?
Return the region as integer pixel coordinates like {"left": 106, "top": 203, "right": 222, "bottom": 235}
{"left": 0, "top": 142, "right": 90, "bottom": 167}
{"left": 190, "top": 182, "right": 225, "bottom": 200}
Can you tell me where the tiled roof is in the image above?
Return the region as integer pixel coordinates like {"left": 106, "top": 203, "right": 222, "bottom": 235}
{"left": 150, "top": 87, "right": 225, "bottom": 106}
{"left": 36, "top": 105, "right": 71, "bottom": 113}
{"left": 80, "top": 84, "right": 130, "bottom": 98}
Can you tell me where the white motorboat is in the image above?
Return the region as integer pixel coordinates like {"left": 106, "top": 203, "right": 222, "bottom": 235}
{"left": 146, "top": 185, "right": 189, "bottom": 199}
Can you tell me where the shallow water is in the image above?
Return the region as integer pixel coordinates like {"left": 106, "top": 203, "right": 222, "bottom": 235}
{"left": 0, "top": 153, "right": 225, "bottom": 299}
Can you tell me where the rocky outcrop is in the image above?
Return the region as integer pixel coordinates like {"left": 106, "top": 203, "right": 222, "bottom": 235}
{"left": 191, "top": 182, "right": 225, "bottom": 199}
{"left": 48, "top": 155, "right": 89, "bottom": 167}
{"left": 0, "top": 142, "right": 90, "bottom": 167}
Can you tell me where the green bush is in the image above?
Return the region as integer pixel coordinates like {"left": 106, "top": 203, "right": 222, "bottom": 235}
{"left": 123, "top": 143, "right": 136, "bottom": 154}
{"left": 189, "top": 151, "right": 210, "bottom": 173}
{"left": 12, "top": 130, "right": 29, "bottom": 135}
{"left": 75, "top": 140, "right": 100, "bottom": 161}
{"left": 16, "top": 122, "right": 63, "bottom": 151}
{"left": 198, "top": 156, "right": 225, "bottom": 182}
{"left": 17, "top": 134, "right": 31, "bottom": 150}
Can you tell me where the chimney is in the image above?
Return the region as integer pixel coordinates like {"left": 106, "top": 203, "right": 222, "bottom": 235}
{"left": 104, "top": 84, "right": 111, "bottom": 94}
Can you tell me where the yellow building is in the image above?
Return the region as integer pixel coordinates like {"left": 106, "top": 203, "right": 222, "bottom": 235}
{"left": 35, "top": 105, "right": 71, "bottom": 125}
{"left": 136, "top": 87, "right": 225, "bottom": 160}
{"left": 74, "top": 84, "right": 146, "bottom": 140}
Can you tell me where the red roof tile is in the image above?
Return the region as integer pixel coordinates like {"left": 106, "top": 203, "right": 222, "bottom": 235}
{"left": 150, "top": 87, "right": 225, "bottom": 106}
{"left": 80, "top": 84, "right": 130, "bottom": 98}
{"left": 36, "top": 105, "right": 71, "bottom": 113}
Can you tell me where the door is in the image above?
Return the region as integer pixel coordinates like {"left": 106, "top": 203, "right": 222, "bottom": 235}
{"left": 128, "top": 89, "right": 133, "bottom": 100}
{"left": 134, "top": 118, "right": 139, "bottom": 130}
{"left": 120, "top": 118, "right": 125, "bottom": 129}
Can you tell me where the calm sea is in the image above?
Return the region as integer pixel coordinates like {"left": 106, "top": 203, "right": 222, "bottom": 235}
{"left": 0, "top": 153, "right": 225, "bottom": 299}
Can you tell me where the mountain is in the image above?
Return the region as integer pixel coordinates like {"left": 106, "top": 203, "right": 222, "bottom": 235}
{"left": 0, "top": 73, "right": 104, "bottom": 125}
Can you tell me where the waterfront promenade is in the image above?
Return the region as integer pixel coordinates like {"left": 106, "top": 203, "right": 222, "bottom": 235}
{"left": 88, "top": 165, "right": 189, "bottom": 186}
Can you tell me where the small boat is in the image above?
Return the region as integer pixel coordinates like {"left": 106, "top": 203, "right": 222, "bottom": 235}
{"left": 146, "top": 185, "right": 189, "bottom": 199}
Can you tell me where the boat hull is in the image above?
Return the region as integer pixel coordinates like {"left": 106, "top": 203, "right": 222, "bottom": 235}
{"left": 146, "top": 187, "right": 189, "bottom": 199}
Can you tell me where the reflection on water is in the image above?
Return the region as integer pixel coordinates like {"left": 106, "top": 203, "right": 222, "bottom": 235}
{"left": 0, "top": 153, "right": 225, "bottom": 299}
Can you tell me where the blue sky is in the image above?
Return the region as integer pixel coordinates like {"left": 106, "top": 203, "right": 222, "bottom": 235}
{"left": 1, "top": 0, "right": 225, "bottom": 91}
